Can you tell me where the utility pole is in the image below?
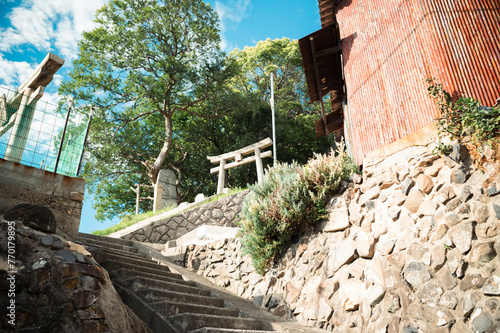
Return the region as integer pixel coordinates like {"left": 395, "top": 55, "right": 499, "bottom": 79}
{"left": 270, "top": 73, "right": 277, "bottom": 165}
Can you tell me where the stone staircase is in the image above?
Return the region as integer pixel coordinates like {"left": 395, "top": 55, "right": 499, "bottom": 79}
{"left": 77, "top": 232, "right": 275, "bottom": 333}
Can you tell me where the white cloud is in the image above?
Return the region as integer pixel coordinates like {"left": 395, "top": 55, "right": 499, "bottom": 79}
{"left": 214, "top": 0, "right": 251, "bottom": 51}
{"left": 0, "top": 0, "right": 106, "bottom": 87}
{"left": 0, "top": 56, "right": 35, "bottom": 91}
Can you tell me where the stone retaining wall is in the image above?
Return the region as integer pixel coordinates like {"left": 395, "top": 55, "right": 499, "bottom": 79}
{"left": 183, "top": 141, "right": 500, "bottom": 332}
{"left": 121, "top": 190, "right": 249, "bottom": 243}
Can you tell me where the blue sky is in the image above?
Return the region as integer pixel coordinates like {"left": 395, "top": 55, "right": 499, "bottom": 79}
{"left": 0, "top": 0, "right": 321, "bottom": 233}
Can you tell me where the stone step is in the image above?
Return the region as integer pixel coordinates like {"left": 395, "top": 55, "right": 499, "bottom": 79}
{"left": 100, "top": 251, "right": 175, "bottom": 273}
{"left": 136, "top": 288, "right": 224, "bottom": 308}
{"left": 121, "top": 276, "right": 211, "bottom": 297}
{"left": 99, "top": 246, "right": 152, "bottom": 261}
{"left": 113, "top": 282, "right": 180, "bottom": 333}
{"left": 189, "top": 328, "right": 273, "bottom": 333}
{"left": 101, "top": 260, "right": 184, "bottom": 281}
{"left": 109, "top": 268, "right": 196, "bottom": 288}
{"left": 169, "top": 313, "right": 263, "bottom": 332}
{"left": 151, "top": 300, "right": 239, "bottom": 317}
{"left": 78, "top": 232, "right": 134, "bottom": 247}
{"left": 78, "top": 237, "right": 138, "bottom": 253}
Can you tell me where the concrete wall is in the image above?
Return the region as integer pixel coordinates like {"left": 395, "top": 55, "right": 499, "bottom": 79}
{"left": 0, "top": 158, "right": 85, "bottom": 240}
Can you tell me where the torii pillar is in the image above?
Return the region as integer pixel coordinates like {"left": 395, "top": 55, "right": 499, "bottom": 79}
{"left": 3, "top": 53, "right": 64, "bottom": 163}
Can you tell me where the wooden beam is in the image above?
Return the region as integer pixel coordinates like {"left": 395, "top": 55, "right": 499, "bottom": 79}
{"left": 310, "top": 36, "right": 329, "bottom": 135}
{"left": 210, "top": 150, "right": 272, "bottom": 174}
{"left": 315, "top": 44, "right": 343, "bottom": 58}
{"left": 208, "top": 138, "right": 272, "bottom": 163}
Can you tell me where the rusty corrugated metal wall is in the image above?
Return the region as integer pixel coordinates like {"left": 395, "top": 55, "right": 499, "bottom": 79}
{"left": 333, "top": 0, "right": 500, "bottom": 164}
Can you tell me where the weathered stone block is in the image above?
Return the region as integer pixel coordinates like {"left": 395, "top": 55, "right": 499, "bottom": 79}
{"left": 404, "top": 261, "right": 431, "bottom": 290}
{"left": 327, "top": 240, "right": 356, "bottom": 276}
{"left": 469, "top": 242, "right": 496, "bottom": 267}
{"left": 401, "top": 178, "right": 415, "bottom": 196}
{"left": 448, "top": 221, "right": 473, "bottom": 253}
{"left": 324, "top": 206, "right": 350, "bottom": 232}
{"left": 5, "top": 203, "right": 56, "bottom": 234}
{"left": 483, "top": 276, "right": 500, "bottom": 295}
{"left": 416, "top": 174, "right": 434, "bottom": 194}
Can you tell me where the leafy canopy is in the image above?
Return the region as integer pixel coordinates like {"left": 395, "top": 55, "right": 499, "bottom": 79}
{"left": 59, "top": 0, "right": 232, "bottom": 182}
{"left": 59, "top": 0, "right": 235, "bottom": 220}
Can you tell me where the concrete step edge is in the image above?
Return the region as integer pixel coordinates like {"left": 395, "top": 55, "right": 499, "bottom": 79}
{"left": 100, "top": 253, "right": 176, "bottom": 272}
{"left": 168, "top": 313, "right": 263, "bottom": 332}
{"left": 189, "top": 329, "right": 275, "bottom": 333}
{"left": 112, "top": 282, "right": 181, "bottom": 333}
{"left": 78, "top": 239, "right": 139, "bottom": 253}
{"left": 151, "top": 300, "right": 239, "bottom": 317}
{"left": 78, "top": 232, "right": 134, "bottom": 246}
{"left": 121, "top": 276, "right": 211, "bottom": 297}
{"left": 101, "top": 259, "right": 183, "bottom": 280}
{"left": 109, "top": 268, "right": 195, "bottom": 287}
{"left": 136, "top": 288, "right": 224, "bottom": 308}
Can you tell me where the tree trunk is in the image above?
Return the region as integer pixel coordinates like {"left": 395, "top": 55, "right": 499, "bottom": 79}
{"left": 149, "top": 115, "right": 173, "bottom": 184}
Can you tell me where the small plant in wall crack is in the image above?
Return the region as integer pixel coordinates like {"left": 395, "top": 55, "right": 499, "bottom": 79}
{"left": 426, "top": 78, "right": 500, "bottom": 161}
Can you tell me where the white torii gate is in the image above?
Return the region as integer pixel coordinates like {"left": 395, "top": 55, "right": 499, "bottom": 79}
{"left": 208, "top": 138, "right": 273, "bottom": 194}
{"left": 0, "top": 53, "right": 64, "bottom": 163}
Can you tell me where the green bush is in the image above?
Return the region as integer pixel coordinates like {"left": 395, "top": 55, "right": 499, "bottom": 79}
{"left": 239, "top": 144, "right": 357, "bottom": 274}
{"left": 426, "top": 78, "right": 500, "bottom": 154}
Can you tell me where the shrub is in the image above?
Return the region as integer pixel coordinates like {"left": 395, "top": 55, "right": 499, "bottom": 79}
{"left": 239, "top": 144, "right": 358, "bottom": 274}
{"left": 302, "top": 142, "right": 358, "bottom": 203}
{"left": 426, "top": 78, "right": 500, "bottom": 156}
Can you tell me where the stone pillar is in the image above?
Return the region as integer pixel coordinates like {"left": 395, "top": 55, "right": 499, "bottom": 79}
{"left": 255, "top": 148, "right": 264, "bottom": 184}
{"left": 217, "top": 159, "right": 226, "bottom": 194}
{"left": 154, "top": 169, "right": 177, "bottom": 211}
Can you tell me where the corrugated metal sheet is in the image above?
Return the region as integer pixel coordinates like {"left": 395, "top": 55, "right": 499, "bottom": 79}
{"left": 318, "top": 0, "right": 500, "bottom": 164}
{"left": 318, "top": 0, "right": 337, "bottom": 27}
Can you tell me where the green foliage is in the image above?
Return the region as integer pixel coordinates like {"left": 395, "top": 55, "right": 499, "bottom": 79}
{"left": 170, "top": 38, "right": 334, "bottom": 202}
{"left": 239, "top": 145, "right": 357, "bottom": 274}
{"left": 426, "top": 78, "right": 500, "bottom": 154}
{"left": 59, "top": 0, "right": 236, "bottom": 220}
{"left": 302, "top": 143, "right": 359, "bottom": 203}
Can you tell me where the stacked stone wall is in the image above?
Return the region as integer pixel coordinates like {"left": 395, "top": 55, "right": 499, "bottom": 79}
{"left": 184, "top": 143, "right": 500, "bottom": 332}
{"left": 121, "top": 190, "right": 249, "bottom": 243}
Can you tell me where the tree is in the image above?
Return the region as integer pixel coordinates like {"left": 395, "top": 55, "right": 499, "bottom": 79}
{"left": 226, "top": 38, "right": 334, "bottom": 164}
{"left": 172, "top": 38, "right": 335, "bottom": 200}
{"left": 59, "top": 0, "right": 233, "bottom": 188}
{"left": 229, "top": 37, "right": 327, "bottom": 117}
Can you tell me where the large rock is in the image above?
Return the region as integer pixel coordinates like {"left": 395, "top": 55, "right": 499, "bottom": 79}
{"left": 4, "top": 204, "right": 56, "bottom": 234}
{"left": 339, "top": 282, "right": 364, "bottom": 311}
{"left": 0, "top": 219, "right": 149, "bottom": 332}
{"left": 483, "top": 276, "right": 500, "bottom": 295}
{"left": 469, "top": 242, "right": 496, "bottom": 267}
{"left": 357, "top": 231, "right": 376, "bottom": 258}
